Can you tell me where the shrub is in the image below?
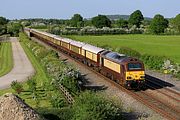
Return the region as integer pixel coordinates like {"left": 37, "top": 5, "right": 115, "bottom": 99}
{"left": 72, "top": 91, "right": 123, "bottom": 120}
{"left": 36, "top": 107, "right": 73, "bottom": 120}
{"left": 48, "top": 91, "right": 67, "bottom": 108}
{"left": 11, "top": 80, "right": 23, "bottom": 94}
{"left": 27, "top": 78, "right": 37, "bottom": 92}
{"left": 140, "top": 54, "right": 167, "bottom": 70}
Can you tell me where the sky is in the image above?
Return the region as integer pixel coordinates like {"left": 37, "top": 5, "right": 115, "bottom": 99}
{"left": 0, "top": 0, "right": 179, "bottom": 19}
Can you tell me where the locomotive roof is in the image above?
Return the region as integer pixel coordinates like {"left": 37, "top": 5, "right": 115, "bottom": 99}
{"left": 103, "top": 51, "right": 128, "bottom": 63}
{"left": 82, "top": 44, "right": 105, "bottom": 54}
{"left": 70, "top": 41, "right": 86, "bottom": 47}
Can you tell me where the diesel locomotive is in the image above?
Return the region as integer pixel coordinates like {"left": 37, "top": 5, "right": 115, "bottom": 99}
{"left": 25, "top": 28, "right": 145, "bottom": 89}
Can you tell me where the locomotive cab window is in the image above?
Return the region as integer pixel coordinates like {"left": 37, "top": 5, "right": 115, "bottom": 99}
{"left": 128, "top": 63, "right": 142, "bottom": 70}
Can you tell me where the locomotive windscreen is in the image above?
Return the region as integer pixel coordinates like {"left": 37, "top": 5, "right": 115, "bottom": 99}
{"left": 128, "top": 63, "right": 142, "bottom": 70}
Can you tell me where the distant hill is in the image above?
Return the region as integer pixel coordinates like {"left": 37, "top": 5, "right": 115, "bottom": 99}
{"left": 105, "top": 15, "right": 152, "bottom": 21}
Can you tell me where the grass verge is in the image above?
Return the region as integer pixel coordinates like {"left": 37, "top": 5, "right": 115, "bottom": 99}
{"left": 0, "top": 42, "right": 13, "bottom": 77}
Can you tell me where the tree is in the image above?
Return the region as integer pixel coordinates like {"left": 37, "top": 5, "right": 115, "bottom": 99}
{"left": 116, "top": 19, "right": 128, "bottom": 28}
{"left": 0, "top": 16, "right": 8, "bottom": 35}
{"left": 172, "top": 14, "right": 180, "bottom": 33}
{"left": 149, "top": 14, "right": 169, "bottom": 34}
{"left": 7, "top": 22, "right": 22, "bottom": 36}
{"left": 0, "top": 17, "right": 8, "bottom": 25}
{"left": 70, "top": 14, "right": 83, "bottom": 27}
{"left": 92, "top": 15, "right": 111, "bottom": 28}
{"left": 11, "top": 80, "right": 23, "bottom": 94}
{"left": 129, "top": 10, "right": 144, "bottom": 28}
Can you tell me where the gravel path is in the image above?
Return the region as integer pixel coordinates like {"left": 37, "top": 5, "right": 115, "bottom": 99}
{"left": 0, "top": 37, "right": 34, "bottom": 89}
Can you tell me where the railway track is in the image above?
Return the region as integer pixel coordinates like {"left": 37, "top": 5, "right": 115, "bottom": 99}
{"left": 146, "top": 78, "right": 180, "bottom": 103}
{"left": 32, "top": 37, "right": 180, "bottom": 120}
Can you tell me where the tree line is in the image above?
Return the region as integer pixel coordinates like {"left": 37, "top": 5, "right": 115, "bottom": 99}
{"left": 0, "top": 10, "right": 180, "bottom": 35}
{"left": 67, "top": 10, "right": 180, "bottom": 34}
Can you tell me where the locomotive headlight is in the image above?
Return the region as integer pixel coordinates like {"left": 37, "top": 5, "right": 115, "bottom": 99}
{"left": 127, "top": 76, "right": 132, "bottom": 79}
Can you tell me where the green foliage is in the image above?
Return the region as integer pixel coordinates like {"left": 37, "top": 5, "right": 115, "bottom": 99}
{"left": 84, "top": 19, "right": 92, "bottom": 26}
{"left": 140, "top": 54, "right": 167, "bottom": 70}
{"left": 48, "top": 91, "right": 66, "bottom": 108}
{"left": 11, "top": 80, "right": 23, "bottom": 94}
{"left": 37, "top": 107, "right": 73, "bottom": 120}
{"left": 129, "top": 10, "right": 144, "bottom": 28}
{"left": 149, "top": 14, "right": 169, "bottom": 34}
{"left": 92, "top": 15, "right": 111, "bottom": 28}
{"left": 21, "top": 21, "right": 31, "bottom": 27}
{"left": 115, "top": 47, "right": 141, "bottom": 58}
{"left": 0, "top": 16, "right": 8, "bottom": 25}
{"left": 27, "top": 78, "right": 37, "bottom": 92}
{"left": 70, "top": 14, "right": 83, "bottom": 27}
{"left": 30, "top": 25, "right": 47, "bottom": 29}
{"left": 0, "top": 25, "right": 7, "bottom": 35}
{"left": 171, "top": 14, "right": 180, "bottom": 33}
{"left": 72, "top": 91, "right": 122, "bottom": 120}
{"left": 7, "top": 22, "right": 22, "bottom": 36}
{"left": 0, "top": 16, "right": 8, "bottom": 35}
{"left": 116, "top": 19, "right": 128, "bottom": 28}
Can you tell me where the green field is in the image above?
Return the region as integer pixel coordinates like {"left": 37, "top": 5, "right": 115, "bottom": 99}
{"left": 67, "top": 35, "right": 180, "bottom": 63}
{"left": 0, "top": 42, "right": 13, "bottom": 77}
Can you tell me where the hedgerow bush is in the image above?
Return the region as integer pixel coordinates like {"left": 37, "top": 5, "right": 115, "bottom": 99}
{"left": 140, "top": 54, "right": 167, "bottom": 70}
{"left": 49, "top": 26, "right": 144, "bottom": 35}
{"left": 72, "top": 91, "right": 123, "bottom": 120}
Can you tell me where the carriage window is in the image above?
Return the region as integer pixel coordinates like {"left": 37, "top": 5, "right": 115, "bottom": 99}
{"left": 128, "top": 63, "right": 142, "bottom": 70}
